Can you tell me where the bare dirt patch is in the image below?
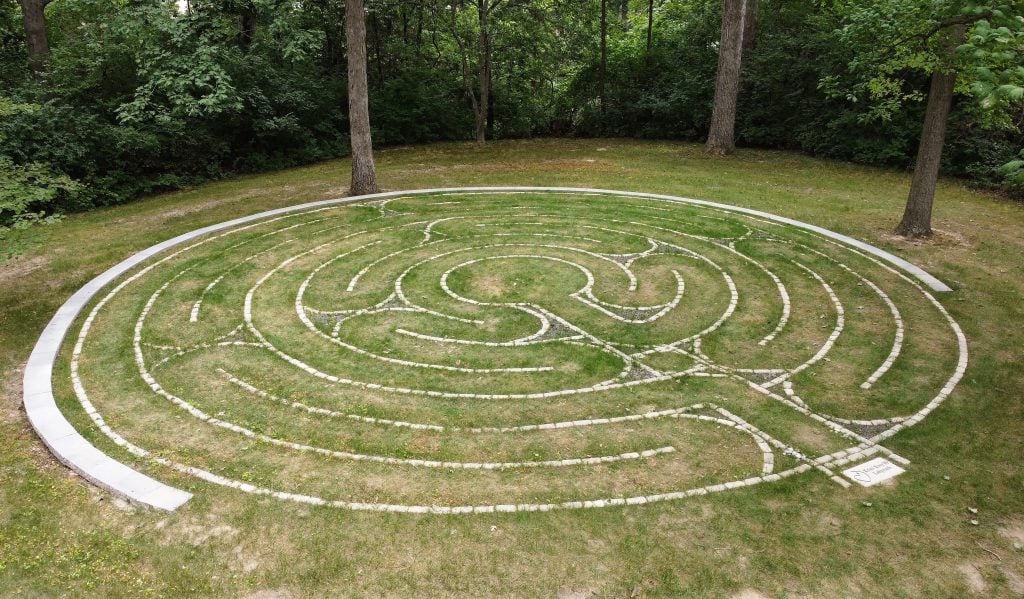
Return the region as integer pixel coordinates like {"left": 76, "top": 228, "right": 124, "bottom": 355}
{"left": 931, "top": 227, "right": 973, "bottom": 248}
{"left": 232, "top": 543, "right": 261, "bottom": 574}
{"left": 156, "top": 515, "right": 240, "bottom": 546}
{"left": 1002, "top": 567, "right": 1024, "bottom": 596}
{"left": 999, "top": 520, "right": 1024, "bottom": 546}
{"left": 0, "top": 254, "right": 48, "bottom": 286}
{"left": 877, "top": 229, "right": 973, "bottom": 250}
{"left": 2, "top": 364, "right": 24, "bottom": 416}
{"left": 958, "top": 562, "right": 987, "bottom": 594}
{"left": 242, "top": 590, "right": 296, "bottom": 599}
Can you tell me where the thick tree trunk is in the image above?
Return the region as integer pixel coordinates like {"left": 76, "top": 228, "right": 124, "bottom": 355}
{"left": 346, "top": 0, "right": 379, "bottom": 195}
{"left": 741, "top": 0, "right": 757, "bottom": 50}
{"left": 619, "top": 0, "right": 628, "bottom": 22}
{"left": 474, "top": 0, "right": 490, "bottom": 144}
{"left": 599, "top": 0, "right": 607, "bottom": 117}
{"left": 705, "top": 0, "right": 747, "bottom": 155}
{"left": 895, "top": 25, "right": 967, "bottom": 238}
{"left": 20, "top": 0, "right": 49, "bottom": 75}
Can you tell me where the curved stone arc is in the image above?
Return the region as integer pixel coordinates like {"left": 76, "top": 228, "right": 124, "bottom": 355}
{"left": 23, "top": 186, "right": 955, "bottom": 512}
{"left": 22, "top": 206, "right": 356, "bottom": 511}
{"left": 404, "top": 187, "right": 955, "bottom": 293}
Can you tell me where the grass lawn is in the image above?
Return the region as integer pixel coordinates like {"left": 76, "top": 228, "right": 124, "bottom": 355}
{"left": 1, "top": 138, "right": 1023, "bottom": 598}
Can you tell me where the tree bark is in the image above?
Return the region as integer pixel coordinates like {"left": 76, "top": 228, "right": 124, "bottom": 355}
{"left": 599, "top": 0, "right": 607, "bottom": 118}
{"left": 486, "top": 76, "right": 495, "bottom": 138}
{"left": 346, "top": 0, "right": 379, "bottom": 195}
{"left": 741, "top": 0, "right": 757, "bottom": 50}
{"left": 619, "top": 0, "right": 628, "bottom": 23}
{"left": 474, "top": 0, "right": 491, "bottom": 144}
{"left": 705, "top": 0, "right": 747, "bottom": 155}
{"left": 371, "top": 12, "right": 385, "bottom": 86}
{"left": 896, "top": 24, "right": 967, "bottom": 238}
{"left": 20, "top": 0, "right": 49, "bottom": 75}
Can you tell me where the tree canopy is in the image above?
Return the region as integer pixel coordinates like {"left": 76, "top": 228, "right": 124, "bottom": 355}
{"left": 1, "top": 0, "right": 1022, "bottom": 232}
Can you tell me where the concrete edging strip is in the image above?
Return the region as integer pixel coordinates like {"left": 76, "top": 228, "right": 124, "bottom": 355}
{"left": 23, "top": 186, "right": 953, "bottom": 511}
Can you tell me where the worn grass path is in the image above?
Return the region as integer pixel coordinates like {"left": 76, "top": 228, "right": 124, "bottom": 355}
{"left": 1, "top": 139, "right": 1022, "bottom": 597}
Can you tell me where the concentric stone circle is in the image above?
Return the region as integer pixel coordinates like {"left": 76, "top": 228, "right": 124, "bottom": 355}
{"left": 27, "top": 188, "right": 968, "bottom": 512}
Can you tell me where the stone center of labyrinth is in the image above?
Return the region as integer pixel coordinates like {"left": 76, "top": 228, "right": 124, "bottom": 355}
{"left": 68, "top": 190, "right": 966, "bottom": 513}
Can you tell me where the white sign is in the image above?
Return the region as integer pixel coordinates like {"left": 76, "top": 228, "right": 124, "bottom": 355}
{"left": 842, "top": 457, "right": 905, "bottom": 487}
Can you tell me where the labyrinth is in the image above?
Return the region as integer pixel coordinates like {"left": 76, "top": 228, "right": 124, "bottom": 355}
{"left": 50, "top": 188, "right": 968, "bottom": 513}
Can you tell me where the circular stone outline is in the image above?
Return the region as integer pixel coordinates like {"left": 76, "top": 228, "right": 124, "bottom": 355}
{"left": 23, "top": 187, "right": 968, "bottom": 512}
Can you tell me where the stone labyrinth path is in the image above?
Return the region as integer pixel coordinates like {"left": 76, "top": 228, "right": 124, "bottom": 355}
{"left": 59, "top": 189, "right": 967, "bottom": 513}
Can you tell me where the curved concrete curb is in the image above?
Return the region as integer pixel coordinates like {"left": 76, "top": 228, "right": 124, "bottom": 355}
{"left": 24, "top": 186, "right": 953, "bottom": 511}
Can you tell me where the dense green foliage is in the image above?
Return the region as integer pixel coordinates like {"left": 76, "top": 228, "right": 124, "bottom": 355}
{"left": 577, "top": 0, "right": 1024, "bottom": 190}
{"left": 0, "top": 0, "right": 1022, "bottom": 225}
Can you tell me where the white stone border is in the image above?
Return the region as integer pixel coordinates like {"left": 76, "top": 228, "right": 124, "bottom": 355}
{"left": 23, "top": 186, "right": 955, "bottom": 511}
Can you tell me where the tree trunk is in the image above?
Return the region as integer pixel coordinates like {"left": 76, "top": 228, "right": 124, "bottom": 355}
{"left": 237, "top": 12, "right": 256, "bottom": 52}
{"left": 619, "top": 0, "right": 628, "bottom": 23}
{"left": 599, "top": 0, "right": 607, "bottom": 118}
{"left": 415, "top": 0, "right": 424, "bottom": 48}
{"left": 371, "top": 12, "right": 385, "bottom": 86}
{"left": 474, "top": 0, "right": 490, "bottom": 144}
{"left": 20, "top": 0, "right": 49, "bottom": 75}
{"left": 741, "top": 0, "right": 757, "bottom": 50}
{"left": 705, "top": 0, "right": 747, "bottom": 155}
{"left": 646, "top": 0, "right": 654, "bottom": 54}
{"left": 401, "top": 5, "right": 408, "bottom": 43}
{"left": 486, "top": 76, "right": 495, "bottom": 138}
{"left": 346, "top": 0, "right": 379, "bottom": 195}
{"left": 895, "top": 24, "right": 967, "bottom": 238}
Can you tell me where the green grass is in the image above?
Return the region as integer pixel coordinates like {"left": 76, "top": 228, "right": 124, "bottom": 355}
{"left": 1, "top": 139, "right": 1023, "bottom": 598}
